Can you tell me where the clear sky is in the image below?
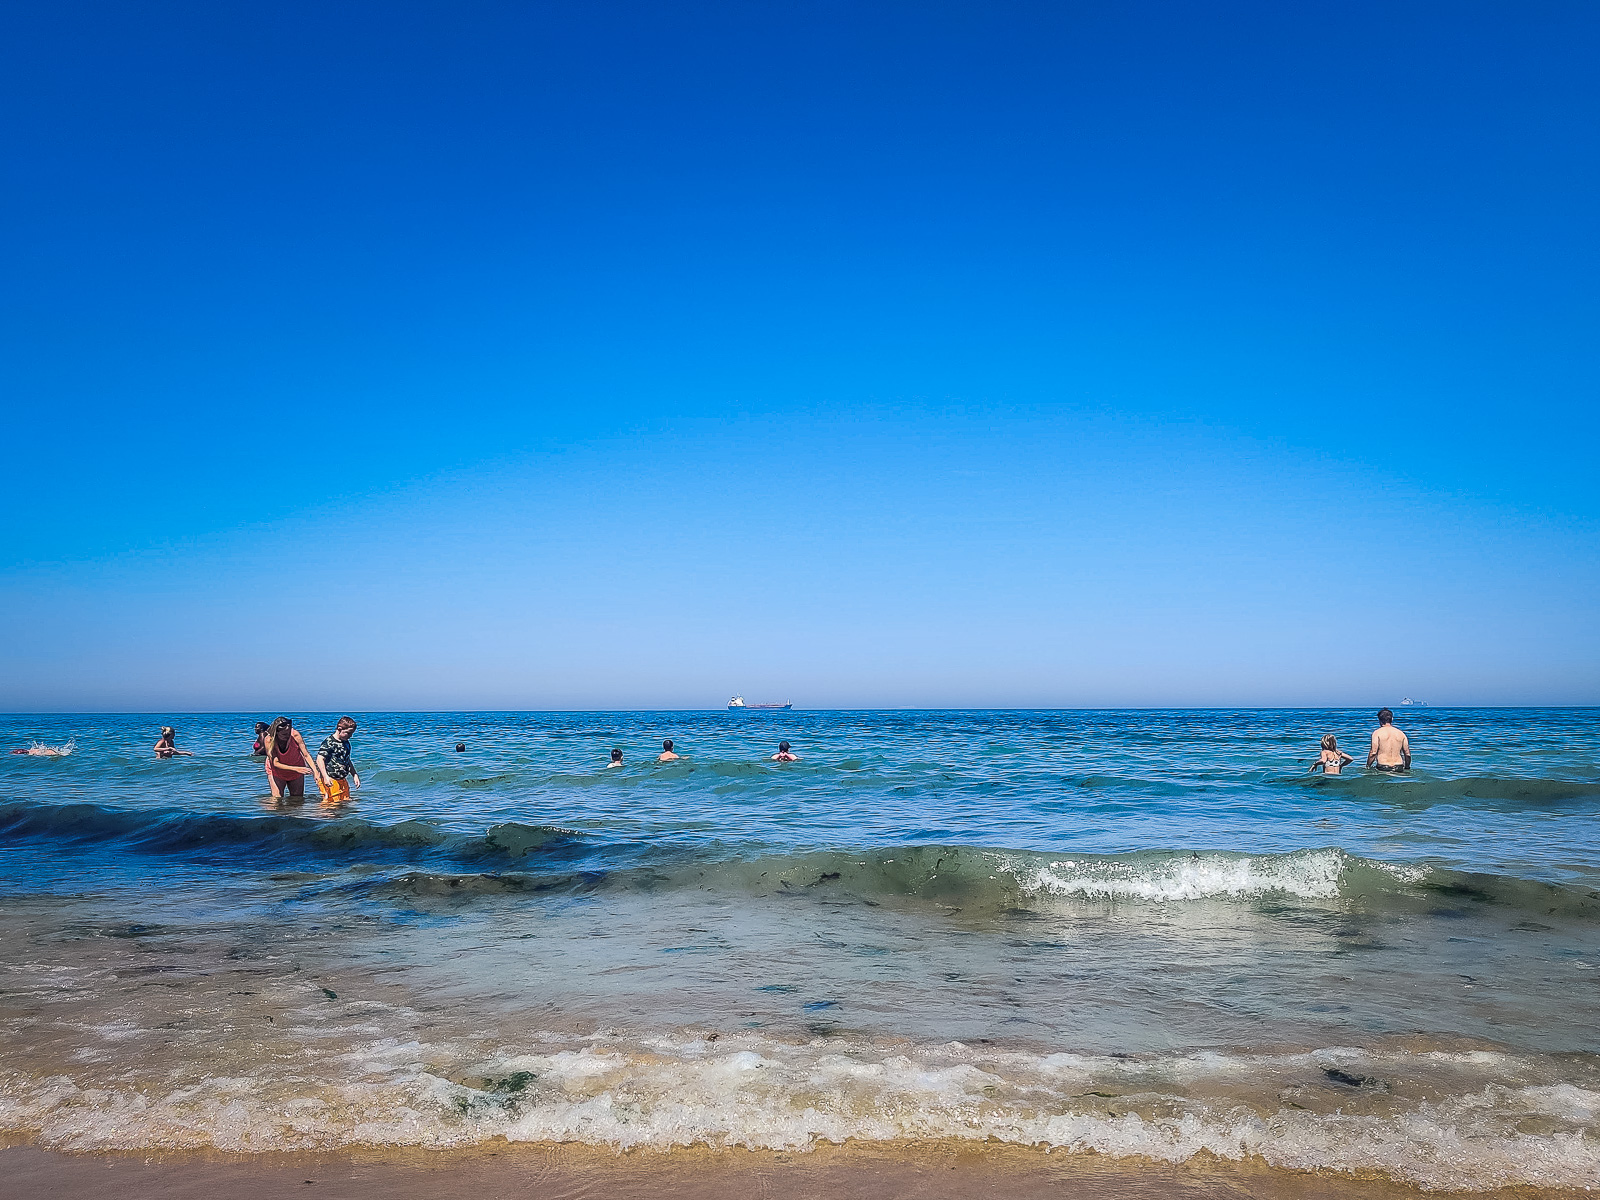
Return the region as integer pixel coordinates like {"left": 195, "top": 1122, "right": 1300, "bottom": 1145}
{"left": 2, "top": 1, "right": 1597, "bottom": 712}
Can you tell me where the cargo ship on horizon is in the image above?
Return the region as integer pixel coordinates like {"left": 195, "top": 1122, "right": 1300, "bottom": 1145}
{"left": 727, "top": 696, "right": 792, "bottom": 711}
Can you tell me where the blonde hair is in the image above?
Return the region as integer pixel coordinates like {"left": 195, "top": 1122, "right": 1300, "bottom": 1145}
{"left": 1321, "top": 734, "right": 1337, "bottom": 751}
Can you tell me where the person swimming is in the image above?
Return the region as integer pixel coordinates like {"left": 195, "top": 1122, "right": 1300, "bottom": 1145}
{"left": 251, "top": 722, "right": 269, "bottom": 757}
{"left": 607, "top": 748, "right": 623, "bottom": 768}
{"left": 1308, "top": 734, "right": 1353, "bottom": 775}
{"left": 11, "top": 740, "right": 75, "bottom": 757}
{"left": 771, "top": 740, "right": 799, "bottom": 762}
{"left": 153, "top": 727, "right": 193, "bottom": 759}
{"left": 657, "top": 739, "right": 680, "bottom": 762}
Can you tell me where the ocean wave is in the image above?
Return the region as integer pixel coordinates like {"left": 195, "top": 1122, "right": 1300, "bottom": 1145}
{"left": 1296, "top": 773, "right": 1600, "bottom": 807}
{"left": 6, "top": 801, "right": 1599, "bottom": 922}
{"left": 5, "top": 1032, "right": 1598, "bottom": 1191}
{"left": 338, "top": 845, "right": 1600, "bottom": 924}
{"left": 0, "top": 801, "right": 587, "bottom": 865}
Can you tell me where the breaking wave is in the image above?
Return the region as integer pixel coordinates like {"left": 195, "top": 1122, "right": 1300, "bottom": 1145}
{"left": 5, "top": 801, "right": 1600, "bottom": 922}
{"left": 5, "top": 1031, "right": 1599, "bottom": 1191}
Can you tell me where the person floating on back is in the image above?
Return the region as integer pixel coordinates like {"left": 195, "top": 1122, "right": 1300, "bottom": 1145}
{"left": 264, "top": 716, "right": 321, "bottom": 800}
{"left": 1367, "top": 708, "right": 1411, "bottom": 773}
{"left": 657, "top": 739, "right": 680, "bottom": 762}
{"left": 1308, "top": 734, "right": 1353, "bottom": 775}
{"left": 316, "top": 717, "right": 360, "bottom": 804}
{"left": 607, "top": 748, "right": 624, "bottom": 768}
{"left": 771, "top": 740, "right": 799, "bottom": 762}
{"left": 251, "top": 722, "right": 269, "bottom": 757}
{"left": 153, "top": 727, "right": 193, "bottom": 759}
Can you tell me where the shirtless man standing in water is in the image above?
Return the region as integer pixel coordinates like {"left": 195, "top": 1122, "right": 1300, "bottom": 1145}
{"left": 1367, "top": 708, "right": 1411, "bottom": 773}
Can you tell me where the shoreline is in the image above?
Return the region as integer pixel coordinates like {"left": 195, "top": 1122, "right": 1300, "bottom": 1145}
{"left": 4, "top": 1140, "right": 1593, "bottom": 1200}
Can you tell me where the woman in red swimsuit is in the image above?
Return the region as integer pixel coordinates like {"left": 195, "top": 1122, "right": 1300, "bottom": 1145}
{"left": 264, "top": 716, "right": 321, "bottom": 800}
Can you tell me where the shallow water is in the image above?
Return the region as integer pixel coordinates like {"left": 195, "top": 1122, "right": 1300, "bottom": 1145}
{"left": 2, "top": 708, "right": 1599, "bottom": 1190}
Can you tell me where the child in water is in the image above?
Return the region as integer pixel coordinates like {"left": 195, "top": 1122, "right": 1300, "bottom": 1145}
{"left": 607, "top": 748, "right": 623, "bottom": 768}
{"left": 315, "top": 717, "right": 360, "bottom": 804}
{"left": 153, "top": 727, "right": 193, "bottom": 759}
{"left": 770, "top": 740, "right": 799, "bottom": 762}
{"left": 1308, "top": 734, "right": 1353, "bottom": 775}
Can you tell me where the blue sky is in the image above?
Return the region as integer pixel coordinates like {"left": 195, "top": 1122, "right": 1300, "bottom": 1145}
{"left": 2, "top": 1, "right": 1597, "bottom": 711}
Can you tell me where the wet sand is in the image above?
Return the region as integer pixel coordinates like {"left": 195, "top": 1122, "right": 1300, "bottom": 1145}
{"left": 2, "top": 1141, "right": 1590, "bottom": 1200}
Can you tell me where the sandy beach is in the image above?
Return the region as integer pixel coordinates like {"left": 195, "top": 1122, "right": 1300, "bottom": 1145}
{"left": 5, "top": 1141, "right": 1594, "bottom": 1200}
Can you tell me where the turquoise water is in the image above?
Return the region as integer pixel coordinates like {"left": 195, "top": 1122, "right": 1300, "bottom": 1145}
{"left": 2, "top": 708, "right": 1599, "bottom": 1189}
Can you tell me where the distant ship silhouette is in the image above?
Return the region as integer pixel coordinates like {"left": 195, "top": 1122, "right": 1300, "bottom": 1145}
{"left": 727, "top": 695, "right": 792, "bottom": 711}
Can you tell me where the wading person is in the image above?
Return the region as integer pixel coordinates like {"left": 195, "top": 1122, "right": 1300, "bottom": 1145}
{"left": 1367, "top": 709, "right": 1411, "bottom": 773}
{"left": 264, "top": 716, "right": 321, "bottom": 800}
{"left": 1308, "top": 734, "right": 1352, "bottom": 775}
{"left": 153, "top": 727, "right": 193, "bottom": 759}
{"left": 315, "top": 717, "right": 360, "bottom": 804}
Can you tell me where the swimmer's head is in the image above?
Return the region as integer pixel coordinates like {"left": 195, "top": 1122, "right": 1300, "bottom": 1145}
{"left": 1321, "top": 734, "right": 1337, "bottom": 751}
{"left": 336, "top": 716, "right": 357, "bottom": 735}
{"left": 160, "top": 726, "right": 175, "bottom": 740}
{"left": 255, "top": 721, "right": 269, "bottom": 735}
{"left": 270, "top": 717, "right": 292, "bottom": 742}
{"left": 663, "top": 739, "right": 674, "bottom": 751}
{"left": 611, "top": 748, "right": 623, "bottom": 762}
{"left": 779, "top": 741, "right": 790, "bottom": 752}
{"left": 455, "top": 742, "right": 466, "bottom": 752}
{"left": 1377, "top": 708, "right": 1394, "bottom": 725}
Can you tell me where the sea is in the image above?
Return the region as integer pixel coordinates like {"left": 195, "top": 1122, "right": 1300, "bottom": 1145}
{"left": 2, "top": 708, "right": 1598, "bottom": 1191}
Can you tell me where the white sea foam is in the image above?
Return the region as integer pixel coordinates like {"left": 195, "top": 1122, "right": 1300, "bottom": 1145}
{"left": 6, "top": 1033, "right": 1599, "bottom": 1190}
{"left": 1019, "top": 848, "right": 1348, "bottom": 901}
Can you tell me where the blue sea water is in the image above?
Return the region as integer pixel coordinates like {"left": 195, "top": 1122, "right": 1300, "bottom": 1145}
{"left": 2, "top": 708, "right": 1599, "bottom": 1189}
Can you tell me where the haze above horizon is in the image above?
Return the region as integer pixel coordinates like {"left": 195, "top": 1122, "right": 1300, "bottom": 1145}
{"left": 3, "top": 1, "right": 1597, "bottom": 712}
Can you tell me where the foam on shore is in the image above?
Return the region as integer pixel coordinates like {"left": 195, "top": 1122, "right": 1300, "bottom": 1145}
{"left": 5, "top": 1028, "right": 1599, "bottom": 1192}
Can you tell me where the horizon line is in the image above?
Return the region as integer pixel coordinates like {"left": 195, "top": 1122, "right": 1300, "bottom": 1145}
{"left": 2, "top": 704, "right": 1595, "bottom": 717}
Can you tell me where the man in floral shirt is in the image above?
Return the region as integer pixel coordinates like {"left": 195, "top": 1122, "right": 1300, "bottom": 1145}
{"left": 316, "top": 716, "right": 360, "bottom": 803}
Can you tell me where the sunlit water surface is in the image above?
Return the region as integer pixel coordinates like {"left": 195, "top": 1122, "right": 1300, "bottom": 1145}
{"left": 3, "top": 708, "right": 1598, "bottom": 1190}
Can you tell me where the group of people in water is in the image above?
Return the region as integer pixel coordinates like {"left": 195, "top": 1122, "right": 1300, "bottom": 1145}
{"left": 1307, "top": 708, "right": 1413, "bottom": 775}
{"left": 244, "top": 716, "right": 361, "bottom": 801}
{"left": 157, "top": 718, "right": 359, "bottom": 801}
{"left": 21, "top": 709, "right": 1413, "bottom": 795}
{"left": 141, "top": 720, "right": 800, "bottom": 805}
{"left": 612, "top": 738, "right": 800, "bottom": 767}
